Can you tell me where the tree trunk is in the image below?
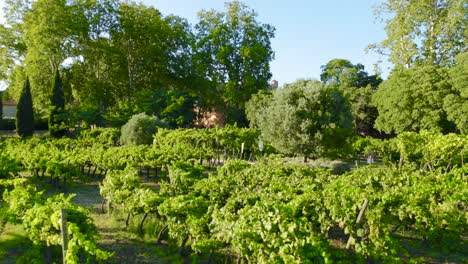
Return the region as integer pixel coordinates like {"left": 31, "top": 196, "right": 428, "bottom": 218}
{"left": 101, "top": 199, "right": 106, "bottom": 214}
{"left": 92, "top": 166, "right": 98, "bottom": 177}
{"left": 164, "top": 165, "right": 169, "bottom": 182}
{"left": 125, "top": 212, "right": 132, "bottom": 227}
{"left": 138, "top": 213, "right": 148, "bottom": 235}
{"left": 156, "top": 225, "right": 168, "bottom": 244}
{"left": 178, "top": 236, "right": 189, "bottom": 255}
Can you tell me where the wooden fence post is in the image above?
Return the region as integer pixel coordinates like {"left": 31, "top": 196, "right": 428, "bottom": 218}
{"left": 346, "top": 198, "right": 369, "bottom": 249}
{"left": 61, "top": 208, "right": 68, "bottom": 264}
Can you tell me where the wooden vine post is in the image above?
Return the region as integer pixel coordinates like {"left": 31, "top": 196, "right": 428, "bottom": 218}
{"left": 61, "top": 208, "right": 68, "bottom": 264}
{"left": 346, "top": 198, "right": 369, "bottom": 249}
{"left": 240, "top": 142, "right": 244, "bottom": 160}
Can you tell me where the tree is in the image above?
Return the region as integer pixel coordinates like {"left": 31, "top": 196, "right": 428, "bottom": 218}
{"left": 134, "top": 89, "right": 196, "bottom": 128}
{"left": 83, "top": 1, "right": 195, "bottom": 127}
{"left": 444, "top": 52, "right": 468, "bottom": 134}
{"left": 0, "top": 0, "right": 119, "bottom": 111}
{"left": 49, "top": 69, "right": 66, "bottom": 138}
{"left": 373, "top": 65, "right": 454, "bottom": 134}
{"left": 320, "top": 58, "right": 381, "bottom": 89}
{"left": 194, "top": 1, "right": 275, "bottom": 124}
{"left": 371, "top": 0, "right": 468, "bottom": 67}
{"left": 109, "top": 2, "right": 193, "bottom": 97}
{"left": 246, "top": 79, "right": 353, "bottom": 162}
{"left": 21, "top": 0, "right": 90, "bottom": 110}
{"left": 16, "top": 77, "right": 34, "bottom": 137}
{"left": 65, "top": 0, "right": 120, "bottom": 119}
{"left": 244, "top": 90, "right": 272, "bottom": 130}
{"left": 111, "top": 2, "right": 171, "bottom": 94}
{"left": 342, "top": 86, "right": 379, "bottom": 136}
{"left": 320, "top": 58, "right": 382, "bottom": 136}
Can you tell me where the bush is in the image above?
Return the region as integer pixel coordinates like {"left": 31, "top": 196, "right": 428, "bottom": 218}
{"left": 120, "top": 113, "right": 167, "bottom": 145}
{"left": 34, "top": 116, "right": 48, "bottom": 130}
{"left": 0, "top": 118, "right": 16, "bottom": 130}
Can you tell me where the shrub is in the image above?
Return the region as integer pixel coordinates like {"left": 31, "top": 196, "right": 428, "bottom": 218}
{"left": 0, "top": 118, "right": 16, "bottom": 130}
{"left": 120, "top": 113, "right": 167, "bottom": 145}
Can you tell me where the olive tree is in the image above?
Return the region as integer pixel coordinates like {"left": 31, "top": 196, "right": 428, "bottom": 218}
{"left": 246, "top": 79, "right": 353, "bottom": 162}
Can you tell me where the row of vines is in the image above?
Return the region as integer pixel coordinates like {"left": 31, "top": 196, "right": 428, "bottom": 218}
{"left": 0, "top": 128, "right": 467, "bottom": 263}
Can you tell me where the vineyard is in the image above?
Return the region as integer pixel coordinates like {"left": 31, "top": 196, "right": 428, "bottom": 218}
{"left": 0, "top": 127, "right": 466, "bottom": 263}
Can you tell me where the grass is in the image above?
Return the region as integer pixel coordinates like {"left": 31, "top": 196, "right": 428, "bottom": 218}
{"left": 0, "top": 222, "right": 33, "bottom": 263}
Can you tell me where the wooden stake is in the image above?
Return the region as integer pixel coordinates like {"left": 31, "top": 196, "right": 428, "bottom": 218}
{"left": 346, "top": 199, "right": 369, "bottom": 249}
{"left": 61, "top": 208, "right": 68, "bottom": 264}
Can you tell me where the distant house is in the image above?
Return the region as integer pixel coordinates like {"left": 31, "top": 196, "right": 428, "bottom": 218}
{"left": 2, "top": 99, "right": 16, "bottom": 118}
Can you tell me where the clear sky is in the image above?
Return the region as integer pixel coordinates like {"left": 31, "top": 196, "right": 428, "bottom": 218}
{"left": 0, "top": 0, "right": 391, "bottom": 88}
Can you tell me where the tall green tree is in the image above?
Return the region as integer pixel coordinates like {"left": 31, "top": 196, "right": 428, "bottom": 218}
{"left": 194, "top": 1, "right": 275, "bottom": 124}
{"left": 1, "top": 0, "right": 118, "bottom": 111}
{"left": 65, "top": 0, "right": 120, "bottom": 118}
{"left": 246, "top": 79, "right": 353, "bottom": 161}
{"left": 320, "top": 58, "right": 382, "bottom": 136}
{"left": 320, "top": 58, "right": 381, "bottom": 88}
{"left": 16, "top": 77, "right": 34, "bottom": 137}
{"left": 134, "top": 89, "right": 196, "bottom": 128}
{"left": 109, "top": 2, "right": 193, "bottom": 96}
{"left": 372, "top": 0, "right": 468, "bottom": 67}
{"left": 22, "top": 0, "right": 89, "bottom": 110}
{"left": 94, "top": 1, "right": 195, "bottom": 126}
{"left": 444, "top": 52, "right": 468, "bottom": 134}
{"left": 373, "top": 65, "right": 454, "bottom": 134}
{"left": 0, "top": 0, "right": 28, "bottom": 102}
{"left": 112, "top": 2, "right": 170, "bottom": 94}
{"left": 49, "top": 70, "right": 66, "bottom": 137}
{"left": 342, "top": 86, "right": 379, "bottom": 136}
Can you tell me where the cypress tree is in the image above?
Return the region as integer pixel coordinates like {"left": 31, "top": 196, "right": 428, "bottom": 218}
{"left": 16, "top": 77, "right": 34, "bottom": 137}
{"left": 49, "top": 69, "right": 66, "bottom": 137}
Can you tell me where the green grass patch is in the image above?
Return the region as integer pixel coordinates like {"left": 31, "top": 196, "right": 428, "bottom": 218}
{"left": 0, "top": 222, "right": 33, "bottom": 263}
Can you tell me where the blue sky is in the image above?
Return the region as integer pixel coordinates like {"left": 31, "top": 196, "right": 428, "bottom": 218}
{"left": 0, "top": 0, "right": 391, "bottom": 88}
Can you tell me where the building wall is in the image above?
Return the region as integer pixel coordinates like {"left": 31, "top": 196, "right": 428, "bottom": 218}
{"left": 2, "top": 105, "right": 16, "bottom": 118}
